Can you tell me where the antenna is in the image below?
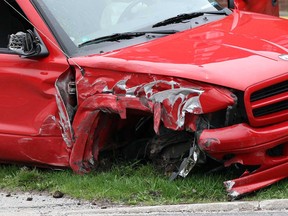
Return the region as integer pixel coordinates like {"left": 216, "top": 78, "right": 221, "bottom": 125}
{"left": 3, "top": 0, "right": 85, "bottom": 75}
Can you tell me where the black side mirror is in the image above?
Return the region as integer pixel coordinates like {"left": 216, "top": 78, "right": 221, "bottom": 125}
{"left": 8, "top": 29, "right": 48, "bottom": 58}
{"left": 228, "top": 0, "right": 235, "bottom": 9}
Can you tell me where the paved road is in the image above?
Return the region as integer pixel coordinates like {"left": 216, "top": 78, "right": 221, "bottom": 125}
{"left": 0, "top": 192, "right": 287, "bottom": 216}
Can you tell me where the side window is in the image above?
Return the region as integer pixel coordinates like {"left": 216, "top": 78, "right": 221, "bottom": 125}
{"left": 0, "top": 0, "right": 31, "bottom": 50}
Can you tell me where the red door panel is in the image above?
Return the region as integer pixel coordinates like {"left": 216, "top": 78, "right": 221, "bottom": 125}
{"left": 0, "top": 54, "right": 68, "bottom": 136}
{"left": 0, "top": 53, "right": 70, "bottom": 166}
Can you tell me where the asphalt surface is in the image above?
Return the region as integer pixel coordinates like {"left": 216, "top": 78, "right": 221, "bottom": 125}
{"left": 0, "top": 192, "right": 287, "bottom": 215}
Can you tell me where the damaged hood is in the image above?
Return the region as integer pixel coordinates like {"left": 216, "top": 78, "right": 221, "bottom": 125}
{"left": 72, "top": 11, "right": 288, "bottom": 91}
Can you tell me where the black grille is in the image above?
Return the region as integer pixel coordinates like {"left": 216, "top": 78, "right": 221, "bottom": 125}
{"left": 250, "top": 80, "right": 288, "bottom": 102}
{"left": 253, "top": 100, "right": 288, "bottom": 117}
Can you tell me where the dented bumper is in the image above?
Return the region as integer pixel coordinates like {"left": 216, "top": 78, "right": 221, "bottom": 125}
{"left": 199, "top": 121, "right": 288, "bottom": 199}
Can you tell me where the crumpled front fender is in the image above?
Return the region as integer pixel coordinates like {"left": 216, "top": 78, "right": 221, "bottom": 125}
{"left": 69, "top": 72, "right": 235, "bottom": 173}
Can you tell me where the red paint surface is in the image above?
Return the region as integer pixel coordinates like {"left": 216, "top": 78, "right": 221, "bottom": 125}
{"left": 72, "top": 11, "right": 288, "bottom": 91}
{"left": 0, "top": 0, "right": 286, "bottom": 198}
{"left": 235, "top": 0, "right": 280, "bottom": 16}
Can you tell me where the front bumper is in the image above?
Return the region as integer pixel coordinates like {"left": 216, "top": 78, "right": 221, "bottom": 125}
{"left": 198, "top": 121, "right": 288, "bottom": 199}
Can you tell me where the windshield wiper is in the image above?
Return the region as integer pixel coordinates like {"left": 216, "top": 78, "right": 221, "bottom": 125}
{"left": 78, "top": 30, "right": 179, "bottom": 48}
{"left": 152, "top": 9, "right": 229, "bottom": 28}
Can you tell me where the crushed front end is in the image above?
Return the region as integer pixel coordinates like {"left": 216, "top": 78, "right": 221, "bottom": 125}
{"left": 64, "top": 60, "right": 288, "bottom": 199}
{"left": 61, "top": 10, "right": 288, "bottom": 199}
{"left": 199, "top": 74, "right": 288, "bottom": 199}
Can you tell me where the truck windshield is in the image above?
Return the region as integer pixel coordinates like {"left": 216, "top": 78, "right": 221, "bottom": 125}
{"left": 35, "top": 0, "right": 223, "bottom": 53}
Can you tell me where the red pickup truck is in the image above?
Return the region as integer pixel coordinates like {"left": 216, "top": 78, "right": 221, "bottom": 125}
{"left": 0, "top": 0, "right": 287, "bottom": 199}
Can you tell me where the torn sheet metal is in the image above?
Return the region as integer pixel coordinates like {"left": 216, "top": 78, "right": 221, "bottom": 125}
{"left": 55, "top": 69, "right": 77, "bottom": 147}
{"left": 107, "top": 77, "right": 234, "bottom": 132}
{"left": 170, "top": 143, "right": 201, "bottom": 180}
{"left": 71, "top": 72, "right": 235, "bottom": 173}
{"left": 199, "top": 121, "right": 288, "bottom": 199}
{"left": 70, "top": 95, "right": 152, "bottom": 172}
{"left": 68, "top": 65, "right": 288, "bottom": 199}
{"left": 55, "top": 90, "right": 74, "bottom": 147}
{"left": 225, "top": 161, "right": 288, "bottom": 199}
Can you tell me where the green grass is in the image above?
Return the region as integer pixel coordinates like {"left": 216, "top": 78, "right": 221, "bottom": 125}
{"left": 0, "top": 163, "right": 287, "bottom": 205}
